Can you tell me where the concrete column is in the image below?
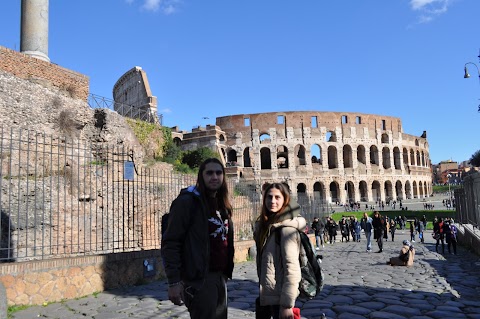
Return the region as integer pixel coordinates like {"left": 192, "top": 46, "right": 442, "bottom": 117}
{"left": 21, "top": 0, "right": 50, "bottom": 62}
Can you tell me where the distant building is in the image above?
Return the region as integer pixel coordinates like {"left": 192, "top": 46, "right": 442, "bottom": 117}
{"left": 113, "top": 66, "right": 159, "bottom": 124}
{"left": 178, "top": 111, "right": 432, "bottom": 204}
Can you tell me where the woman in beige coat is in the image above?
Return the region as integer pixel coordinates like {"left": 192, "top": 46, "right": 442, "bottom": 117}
{"left": 254, "top": 182, "right": 306, "bottom": 319}
{"left": 388, "top": 240, "right": 415, "bottom": 266}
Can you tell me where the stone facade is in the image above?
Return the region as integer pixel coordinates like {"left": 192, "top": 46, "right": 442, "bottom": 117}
{"left": 215, "top": 111, "right": 432, "bottom": 204}
{"left": 112, "top": 66, "right": 159, "bottom": 124}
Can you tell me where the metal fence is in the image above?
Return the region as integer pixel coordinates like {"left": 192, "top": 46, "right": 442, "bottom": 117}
{"left": 454, "top": 172, "right": 480, "bottom": 227}
{"left": 0, "top": 127, "right": 333, "bottom": 262}
{"left": 88, "top": 93, "right": 162, "bottom": 125}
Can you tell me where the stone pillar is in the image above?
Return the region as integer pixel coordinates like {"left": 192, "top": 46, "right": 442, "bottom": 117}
{"left": 21, "top": 0, "right": 50, "bottom": 62}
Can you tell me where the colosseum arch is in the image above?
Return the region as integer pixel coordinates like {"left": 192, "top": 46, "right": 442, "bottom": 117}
{"left": 412, "top": 181, "right": 418, "bottom": 198}
{"left": 313, "top": 182, "right": 325, "bottom": 201}
{"left": 260, "top": 132, "right": 271, "bottom": 143}
{"left": 311, "top": 144, "right": 322, "bottom": 165}
{"left": 277, "top": 145, "right": 289, "bottom": 169}
{"left": 294, "top": 144, "right": 306, "bottom": 166}
{"left": 410, "top": 149, "right": 415, "bottom": 166}
{"left": 395, "top": 180, "right": 403, "bottom": 200}
{"left": 345, "top": 181, "right": 355, "bottom": 202}
{"left": 381, "top": 133, "right": 389, "bottom": 143}
{"left": 382, "top": 147, "right": 391, "bottom": 169}
{"left": 329, "top": 181, "right": 340, "bottom": 203}
{"left": 405, "top": 181, "right": 412, "bottom": 199}
{"left": 423, "top": 182, "right": 428, "bottom": 197}
{"left": 173, "top": 136, "right": 182, "bottom": 146}
{"left": 393, "top": 147, "right": 401, "bottom": 169}
{"left": 343, "top": 145, "right": 353, "bottom": 168}
{"left": 326, "top": 131, "right": 337, "bottom": 142}
{"left": 357, "top": 145, "right": 366, "bottom": 165}
{"left": 260, "top": 147, "right": 272, "bottom": 169}
{"left": 359, "top": 180, "right": 368, "bottom": 201}
{"left": 384, "top": 181, "right": 393, "bottom": 201}
{"left": 297, "top": 183, "right": 307, "bottom": 194}
{"left": 418, "top": 181, "right": 424, "bottom": 197}
{"left": 421, "top": 151, "right": 426, "bottom": 167}
{"left": 370, "top": 145, "right": 379, "bottom": 165}
{"left": 243, "top": 147, "right": 252, "bottom": 167}
{"left": 371, "top": 180, "right": 381, "bottom": 201}
{"left": 403, "top": 147, "right": 409, "bottom": 166}
{"left": 328, "top": 146, "right": 338, "bottom": 169}
{"left": 416, "top": 151, "right": 421, "bottom": 168}
{"left": 227, "top": 148, "right": 237, "bottom": 163}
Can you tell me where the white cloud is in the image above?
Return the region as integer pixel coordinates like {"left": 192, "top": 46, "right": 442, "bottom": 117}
{"left": 140, "top": 0, "right": 181, "bottom": 14}
{"left": 409, "top": 0, "right": 452, "bottom": 24}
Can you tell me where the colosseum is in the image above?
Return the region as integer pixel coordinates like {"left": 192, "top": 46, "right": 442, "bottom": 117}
{"left": 213, "top": 111, "right": 431, "bottom": 205}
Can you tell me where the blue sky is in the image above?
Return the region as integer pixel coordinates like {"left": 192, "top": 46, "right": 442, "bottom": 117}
{"left": 1, "top": 0, "right": 479, "bottom": 164}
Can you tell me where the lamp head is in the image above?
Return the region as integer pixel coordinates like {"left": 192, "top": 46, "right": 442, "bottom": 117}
{"left": 464, "top": 66, "right": 471, "bottom": 78}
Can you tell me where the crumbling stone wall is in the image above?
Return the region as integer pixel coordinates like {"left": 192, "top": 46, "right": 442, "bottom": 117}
{"left": 0, "top": 46, "right": 89, "bottom": 101}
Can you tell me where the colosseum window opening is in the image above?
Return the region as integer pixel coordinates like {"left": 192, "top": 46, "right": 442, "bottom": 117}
{"left": 343, "top": 145, "right": 353, "bottom": 168}
{"left": 357, "top": 145, "right": 366, "bottom": 165}
{"left": 394, "top": 147, "right": 401, "bottom": 169}
{"left": 381, "top": 120, "right": 386, "bottom": 130}
{"left": 382, "top": 147, "right": 391, "bottom": 169}
{"left": 328, "top": 146, "right": 338, "bottom": 169}
{"left": 311, "top": 116, "right": 318, "bottom": 128}
{"left": 260, "top": 133, "right": 271, "bottom": 143}
{"left": 295, "top": 145, "right": 306, "bottom": 165}
{"left": 381, "top": 133, "right": 389, "bottom": 143}
{"left": 341, "top": 115, "right": 348, "bottom": 124}
{"left": 277, "top": 115, "right": 285, "bottom": 124}
{"left": 277, "top": 145, "right": 289, "bottom": 168}
{"left": 311, "top": 144, "right": 321, "bottom": 164}
{"left": 244, "top": 118, "right": 250, "bottom": 126}
{"left": 370, "top": 146, "right": 379, "bottom": 165}
{"left": 260, "top": 147, "right": 272, "bottom": 169}
{"left": 326, "top": 131, "right": 336, "bottom": 142}
{"left": 356, "top": 116, "right": 362, "bottom": 124}
{"left": 243, "top": 147, "right": 252, "bottom": 167}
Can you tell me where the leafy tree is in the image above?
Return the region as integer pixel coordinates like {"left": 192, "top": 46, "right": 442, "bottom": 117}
{"left": 181, "top": 147, "right": 219, "bottom": 169}
{"left": 160, "top": 127, "right": 182, "bottom": 163}
{"left": 469, "top": 150, "right": 480, "bottom": 167}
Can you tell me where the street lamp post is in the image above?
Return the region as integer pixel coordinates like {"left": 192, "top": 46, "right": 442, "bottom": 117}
{"left": 463, "top": 58, "right": 480, "bottom": 113}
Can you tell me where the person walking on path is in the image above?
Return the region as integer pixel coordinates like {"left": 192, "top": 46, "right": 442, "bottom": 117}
{"left": 360, "top": 212, "right": 373, "bottom": 252}
{"left": 311, "top": 217, "right": 325, "bottom": 249}
{"left": 447, "top": 221, "right": 458, "bottom": 255}
{"left": 326, "top": 217, "right": 337, "bottom": 244}
{"left": 161, "top": 158, "right": 235, "bottom": 319}
{"left": 372, "top": 211, "right": 384, "bottom": 253}
{"left": 409, "top": 221, "right": 416, "bottom": 243}
{"left": 387, "top": 240, "right": 415, "bottom": 266}
{"left": 353, "top": 217, "right": 361, "bottom": 242}
{"left": 389, "top": 218, "right": 396, "bottom": 242}
{"left": 253, "top": 182, "right": 306, "bottom": 319}
{"left": 417, "top": 219, "right": 425, "bottom": 244}
{"left": 433, "top": 218, "right": 445, "bottom": 254}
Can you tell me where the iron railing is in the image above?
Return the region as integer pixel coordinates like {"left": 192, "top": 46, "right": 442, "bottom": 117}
{"left": 87, "top": 93, "right": 162, "bottom": 125}
{"left": 0, "top": 127, "right": 334, "bottom": 262}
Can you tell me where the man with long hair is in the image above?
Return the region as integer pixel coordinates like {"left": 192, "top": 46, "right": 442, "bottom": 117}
{"left": 162, "top": 158, "right": 234, "bottom": 319}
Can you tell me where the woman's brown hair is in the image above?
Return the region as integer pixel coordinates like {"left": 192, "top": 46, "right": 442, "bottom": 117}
{"left": 258, "top": 182, "right": 291, "bottom": 236}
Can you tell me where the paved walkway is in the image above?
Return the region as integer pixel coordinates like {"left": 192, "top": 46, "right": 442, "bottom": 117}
{"left": 11, "top": 230, "right": 480, "bottom": 319}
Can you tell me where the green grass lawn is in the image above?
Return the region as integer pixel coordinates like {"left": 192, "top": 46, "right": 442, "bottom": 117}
{"left": 331, "top": 210, "right": 455, "bottom": 230}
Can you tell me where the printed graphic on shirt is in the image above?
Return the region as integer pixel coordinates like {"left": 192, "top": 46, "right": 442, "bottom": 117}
{"left": 208, "top": 211, "right": 229, "bottom": 241}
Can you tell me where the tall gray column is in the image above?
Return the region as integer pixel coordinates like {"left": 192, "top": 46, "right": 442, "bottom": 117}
{"left": 20, "top": 0, "right": 50, "bottom": 62}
